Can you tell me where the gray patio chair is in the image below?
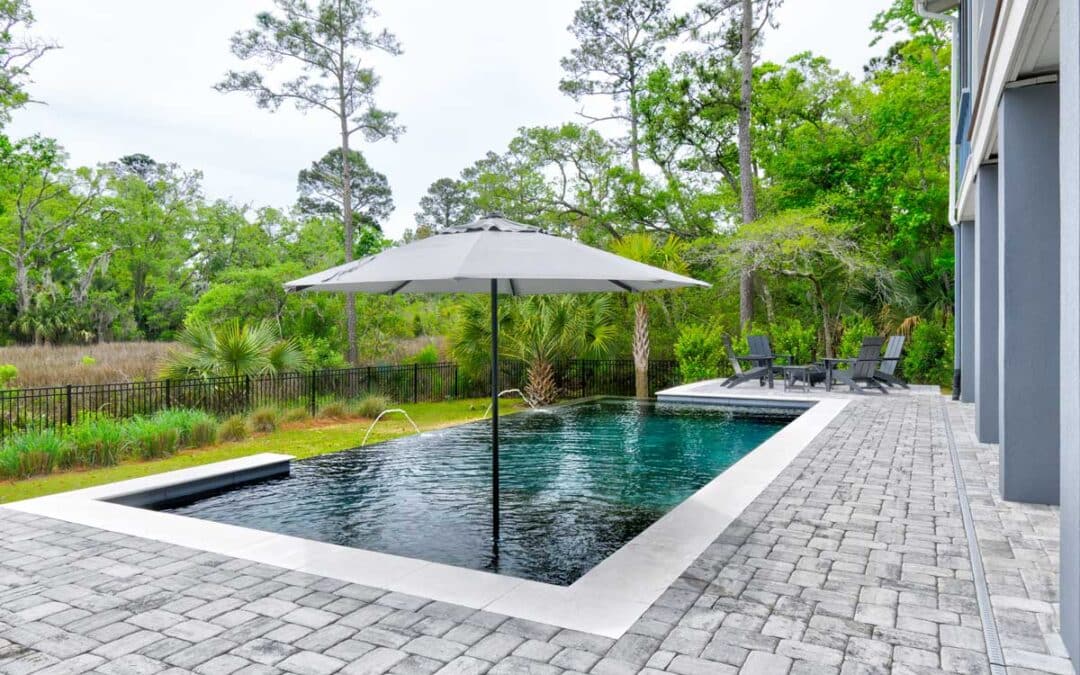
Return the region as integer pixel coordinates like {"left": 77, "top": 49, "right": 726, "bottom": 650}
{"left": 875, "top": 335, "right": 909, "bottom": 388}
{"left": 721, "top": 335, "right": 773, "bottom": 388}
{"left": 747, "top": 334, "right": 793, "bottom": 375}
{"left": 830, "top": 336, "right": 888, "bottom": 394}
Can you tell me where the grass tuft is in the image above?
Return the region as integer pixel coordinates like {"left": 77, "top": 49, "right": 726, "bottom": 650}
{"left": 317, "top": 401, "right": 349, "bottom": 420}
{"left": 125, "top": 418, "right": 180, "bottom": 460}
{"left": 249, "top": 407, "right": 279, "bottom": 433}
{"left": 280, "top": 406, "right": 310, "bottom": 423}
{"left": 66, "top": 418, "right": 127, "bottom": 468}
{"left": 353, "top": 394, "right": 390, "bottom": 419}
{"left": 217, "top": 415, "right": 249, "bottom": 442}
{"left": 0, "top": 429, "right": 65, "bottom": 478}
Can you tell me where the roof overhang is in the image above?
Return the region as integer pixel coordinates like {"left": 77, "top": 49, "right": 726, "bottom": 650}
{"left": 924, "top": 0, "right": 960, "bottom": 12}
{"left": 955, "top": 0, "right": 1060, "bottom": 221}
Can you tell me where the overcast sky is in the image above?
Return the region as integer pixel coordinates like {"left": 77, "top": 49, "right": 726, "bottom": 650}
{"left": 9, "top": 0, "right": 890, "bottom": 239}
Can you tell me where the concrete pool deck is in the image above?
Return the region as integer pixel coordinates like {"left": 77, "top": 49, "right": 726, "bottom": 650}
{"left": 0, "top": 381, "right": 1069, "bottom": 674}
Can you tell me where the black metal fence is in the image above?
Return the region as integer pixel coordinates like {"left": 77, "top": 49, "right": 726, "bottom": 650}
{"left": 0, "top": 359, "right": 680, "bottom": 442}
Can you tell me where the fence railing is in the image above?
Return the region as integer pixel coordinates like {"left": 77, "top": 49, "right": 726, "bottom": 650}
{"left": 0, "top": 359, "right": 680, "bottom": 442}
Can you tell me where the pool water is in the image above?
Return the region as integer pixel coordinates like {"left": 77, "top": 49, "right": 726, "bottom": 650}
{"left": 161, "top": 398, "right": 794, "bottom": 585}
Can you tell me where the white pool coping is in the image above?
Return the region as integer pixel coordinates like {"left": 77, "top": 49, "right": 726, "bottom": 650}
{"left": 6, "top": 388, "right": 848, "bottom": 638}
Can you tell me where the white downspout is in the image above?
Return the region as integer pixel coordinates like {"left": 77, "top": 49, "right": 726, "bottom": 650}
{"left": 914, "top": 0, "right": 960, "bottom": 227}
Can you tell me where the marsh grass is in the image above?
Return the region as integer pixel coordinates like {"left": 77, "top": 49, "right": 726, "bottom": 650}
{"left": 0, "top": 342, "right": 174, "bottom": 388}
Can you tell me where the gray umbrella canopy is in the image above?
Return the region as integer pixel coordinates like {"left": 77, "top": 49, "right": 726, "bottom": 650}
{"left": 284, "top": 215, "right": 708, "bottom": 295}
{"left": 285, "top": 214, "right": 708, "bottom": 549}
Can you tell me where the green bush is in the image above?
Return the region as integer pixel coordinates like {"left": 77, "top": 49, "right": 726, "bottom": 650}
{"left": 153, "top": 409, "right": 216, "bottom": 447}
{"left": 66, "top": 418, "right": 127, "bottom": 467}
{"left": 318, "top": 401, "right": 350, "bottom": 420}
{"left": 674, "top": 324, "right": 724, "bottom": 383}
{"left": 280, "top": 406, "right": 311, "bottom": 423}
{"left": 0, "top": 429, "right": 65, "bottom": 478}
{"left": 189, "top": 418, "right": 218, "bottom": 447}
{"left": 838, "top": 315, "right": 877, "bottom": 358}
{"left": 354, "top": 394, "right": 389, "bottom": 419}
{"left": 125, "top": 417, "right": 181, "bottom": 460}
{"left": 406, "top": 344, "right": 440, "bottom": 365}
{"left": 217, "top": 415, "right": 249, "bottom": 442}
{"left": 771, "top": 318, "right": 817, "bottom": 365}
{"left": 297, "top": 336, "right": 347, "bottom": 369}
{"left": 0, "top": 364, "right": 16, "bottom": 389}
{"left": 903, "top": 320, "right": 953, "bottom": 386}
{"left": 249, "top": 406, "right": 279, "bottom": 433}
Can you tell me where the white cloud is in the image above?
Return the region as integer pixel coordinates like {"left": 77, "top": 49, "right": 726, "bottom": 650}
{"left": 9, "top": 0, "right": 890, "bottom": 239}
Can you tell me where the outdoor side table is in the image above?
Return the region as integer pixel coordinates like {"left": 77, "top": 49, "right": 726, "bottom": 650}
{"left": 782, "top": 365, "right": 815, "bottom": 392}
{"left": 820, "top": 358, "right": 850, "bottom": 392}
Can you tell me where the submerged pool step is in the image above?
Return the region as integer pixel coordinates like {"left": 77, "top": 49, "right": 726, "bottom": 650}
{"left": 104, "top": 455, "right": 291, "bottom": 509}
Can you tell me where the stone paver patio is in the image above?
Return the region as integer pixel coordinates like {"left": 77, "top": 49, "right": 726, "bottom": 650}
{"left": 0, "top": 392, "right": 1069, "bottom": 674}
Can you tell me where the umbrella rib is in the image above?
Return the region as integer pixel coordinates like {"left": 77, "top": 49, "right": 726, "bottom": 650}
{"left": 609, "top": 280, "right": 635, "bottom": 292}
{"left": 386, "top": 281, "right": 411, "bottom": 295}
{"left": 508, "top": 279, "right": 517, "bottom": 296}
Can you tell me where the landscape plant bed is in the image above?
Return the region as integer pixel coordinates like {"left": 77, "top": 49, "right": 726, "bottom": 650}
{"left": 0, "top": 398, "right": 522, "bottom": 504}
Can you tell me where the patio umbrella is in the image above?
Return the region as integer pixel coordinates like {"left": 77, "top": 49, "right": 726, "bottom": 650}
{"left": 285, "top": 214, "right": 708, "bottom": 544}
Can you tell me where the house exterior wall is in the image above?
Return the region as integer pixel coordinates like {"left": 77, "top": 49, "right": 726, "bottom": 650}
{"left": 974, "top": 165, "right": 998, "bottom": 443}
{"left": 1059, "top": 0, "right": 1080, "bottom": 663}
{"left": 959, "top": 221, "right": 976, "bottom": 404}
{"left": 996, "top": 82, "right": 1060, "bottom": 505}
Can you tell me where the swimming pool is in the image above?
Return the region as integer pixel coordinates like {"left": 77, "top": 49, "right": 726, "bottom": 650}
{"left": 160, "top": 398, "right": 796, "bottom": 585}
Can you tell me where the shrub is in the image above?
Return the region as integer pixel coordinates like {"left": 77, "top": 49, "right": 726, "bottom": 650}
{"left": 125, "top": 418, "right": 181, "bottom": 460}
{"left": 903, "top": 320, "right": 953, "bottom": 386}
{"left": 217, "top": 415, "right": 249, "bottom": 442}
{"left": 318, "top": 401, "right": 350, "bottom": 420}
{"left": 66, "top": 418, "right": 127, "bottom": 467}
{"left": 0, "top": 364, "right": 16, "bottom": 388}
{"left": 771, "top": 318, "right": 817, "bottom": 365}
{"left": 406, "top": 344, "right": 440, "bottom": 365}
{"left": 837, "top": 315, "right": 877, "bottom": 358}
{"left": 280, "top": 406, "right": 311, "bottom": 423}
{"left": 297, "top": 336, "right": 347, "bottom": 369}
{"left": 249, "top": 406, "right": 279, "bottom": 433}
{"left": 153, "top": 409, "right": 216, "bottom": 447}
{"left": 354, "top": 394, "right": 389, "bottom": 419}
{"left": 0, "top": 429, "right": 65, "bottom": 478}
{"left": 674, "top": 324, "right": 724, "bottom": 383}
{"left": 189, "top": 418, "right": 218, "bottom": 447}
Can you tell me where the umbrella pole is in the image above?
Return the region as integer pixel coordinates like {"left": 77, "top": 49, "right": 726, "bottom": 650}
{"left": 490, "top": 279, "right": 500, "bottom": 550}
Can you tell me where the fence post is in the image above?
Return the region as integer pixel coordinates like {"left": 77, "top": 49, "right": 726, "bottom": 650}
{"left": 367, "top": 366, "right": 373, "bottom": 394}
{"left": 165, "top": 379, "right": 172, "bottom": 409}
{"left": 245, "top": 375, "right": 251, "bottom": 412}
{"left": 65, "top": 385, "right": 73, "bottom": 427}
{"left": 413, "top": 363, "right": 419, "bottom": 404}
{"left": 453, "top": 366, "right": 459, "bottom": 399}
{"left": 309, "top": 370, "right": 317, "bottom": 417}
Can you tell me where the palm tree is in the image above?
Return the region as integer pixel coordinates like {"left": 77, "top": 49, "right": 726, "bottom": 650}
{"left": 610, "top": 234, "right": 689, "bottom": 398}
{"left": 451, "top": 294, "right": 618, "bottom": 405}
{"left": 163, "top": 320, "right": 308, "bottom": 379}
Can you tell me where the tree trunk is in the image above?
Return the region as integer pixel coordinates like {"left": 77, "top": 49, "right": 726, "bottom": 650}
{"left": 14, "top": 256, "right": 30, "bottom": 315}
{"left": 760, "top": 280, "right": 775, "bottom": 325}
{"left": 525, "top": 358, "right": 558, "bottom": 406}
{"left": 341, "top": 121, "right": 359, "bottom": 366}
{"left": 632, "top": 300, "right": 650, "bottom": 398}
{"left": 812, "top": 277, "right": 833, "bottom": 357}
{"left": 737, "top": 0, "right": 758, "bottom": 331}
{"left": 628, "top": 83, "right": 640, "bottom": 174}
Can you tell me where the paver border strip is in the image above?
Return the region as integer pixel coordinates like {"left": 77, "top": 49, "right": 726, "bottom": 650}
{"left": 941, "top": 401, "right": 1007, "bottom": 673}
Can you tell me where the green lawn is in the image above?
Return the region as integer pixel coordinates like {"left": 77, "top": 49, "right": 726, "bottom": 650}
{"left": 0, "top": 398, "right": 520, "bottom": 505}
